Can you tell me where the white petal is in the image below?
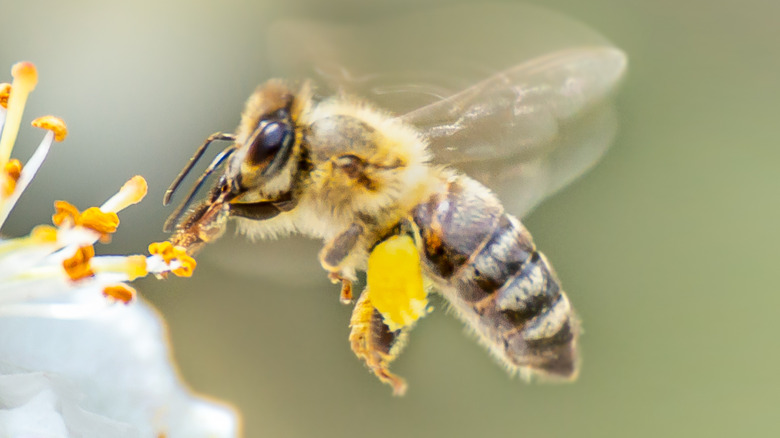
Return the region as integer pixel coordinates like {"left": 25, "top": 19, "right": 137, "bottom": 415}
{"left": 0, "top": 299, "right": 238, "bottom": 437}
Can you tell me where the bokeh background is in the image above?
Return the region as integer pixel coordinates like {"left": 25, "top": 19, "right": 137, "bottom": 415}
{"left": 2, "top": 0, "right": 779, "bottom": 437}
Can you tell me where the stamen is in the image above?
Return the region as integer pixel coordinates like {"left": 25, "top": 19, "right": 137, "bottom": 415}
{"left": 0, "top": 125, "right": 58, "bottom": 230}
{"left": 31, "top": 115, "right": 68, "bottom": 142}
{"left": 78, "top": 207, "right": 119, "bottom": 241}
{"left": 11, "top": 62, "right": 37, "bottom": 90}
{"left": 172, "top": 255, "right": 196, "bottom": 277}
{"left": 100, "top": 175, "right": 148, "bottom": 213}
{"left": 123, "top": 255, "right": 149, "bottom": 281}
{"left": 102, "top": 283, "right": 136, "bottom": 304}
{"left": 0, "top": 225, "right": 58, "bottom": 259}
{"left": 0, "top": 83, "right": 10, "bottom": 108}
{"left": 0, "top": 62, "right": 38, "bottom": 168}
{"left": 4, "top": 159, "right": 21, "bottom": 181}
{"left": 53, "top": 202, "right": 121, "bottom": 241}
{"left": 91, "top": 254, "right": 148, "bottom": 281}
{"left": 148, "top": 241, "right": 177, "bottom": 264}
{"left": 148, "top": 241, "right": 197, "bottom": 277}
{"left": 0, "top": 61, "right": 205, "bottom": 324}
{"left": 30, "top": 225, "right": 58, "bottom": 243}
{"left": 2, "top": 159, "right": 22, "bottom": 197}
{"left": 62, "top": 245, "right": 95, "bottom": 281}
{"left": 52, "top": 200, "right": 80, "bottom": 227}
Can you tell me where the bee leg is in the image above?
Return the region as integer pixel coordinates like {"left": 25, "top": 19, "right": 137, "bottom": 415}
{"left": 228, "top": 192, "right": 297, "bottom": 221}
{"left": 349, "top": 233, "right": 429, "bottom": 394}
{"left": 319, "top": 223, "right": 365, "bottom": 304}
{"left": 349, "top": 289, "right": 410, "bottom": 396}
{"left": 328, "top": 272, "right": 353, "bottom": 304}
{"left": 228, "top": 202, "right": 284, "bottom": 220}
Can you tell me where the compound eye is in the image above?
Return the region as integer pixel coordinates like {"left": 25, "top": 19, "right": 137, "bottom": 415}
{"left": 247, "top": 121, "right": 293, "bottom": 167}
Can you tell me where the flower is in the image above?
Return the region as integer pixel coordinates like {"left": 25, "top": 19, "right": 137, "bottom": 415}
{"left": 0, "top": 62, "right": 238, "bottom": 437}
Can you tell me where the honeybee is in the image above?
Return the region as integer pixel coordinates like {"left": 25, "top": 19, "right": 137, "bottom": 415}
{"left": 163, "top": 45, "right": 626, "bottom": 395}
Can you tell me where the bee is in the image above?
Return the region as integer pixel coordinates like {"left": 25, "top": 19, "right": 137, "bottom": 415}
{"left": 163, "top": 47, "right": 626, "bottom": 395}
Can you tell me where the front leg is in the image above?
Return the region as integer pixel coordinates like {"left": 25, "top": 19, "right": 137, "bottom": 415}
{"left": 319, "top": 223, "right": 365, "bottom": 304}
{"left": 228, "top": 191, "right": 297, "bottom": 220}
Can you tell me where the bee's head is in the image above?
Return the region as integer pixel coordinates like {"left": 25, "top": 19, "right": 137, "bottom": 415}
{"left": 163, "top": 80, "right": 310, "bottom": 236}
{"left": 225, "top": 80, "right": 310, "bottom": 204}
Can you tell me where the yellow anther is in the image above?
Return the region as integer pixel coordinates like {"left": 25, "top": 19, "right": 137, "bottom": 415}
{"left": 31, "top": 116, "right": 68, "bottom": 142}
{"left": 149, "top": 241, "right": 176, "bottom": 263}
{"left": 367, "top": 235, "right": 428, "bottom": 331}
{"left": 62, "top": 245, "right": 95, "bottom": 281}
{"left": 121, "top": 175, "right": 148, "bottom": 205}
{"left": 100, "top": 175, "right": 148, "bottom": 213}
{"left": 52, "top": 200, "right": 80, "bottom": 227}
{"left": 11, "top": 62, "right": 38, "bottom": 91}
{"left": 149, "top": 241, "right": 197, "bottom": 277}
{"left": 78, "top": 207, "right": 119, "bottom": 235}
{"left": 2, "top": 158, "right": 22, "bottom": 196}
{"left": 102, "top": 284, "right": 137, "bottom": 304}
{"left": 4, "top": 159, "right": 21, "bottom": 181}
{"left": 53, "top": 202, "right": 120, "bottom": 240}
{"left": 0, "top": 83, "right": 10, "bottom": 108}
{"left": 30, "top": 225, "right": 58, "bottom": 243}
{"left": 53, "top": 200, "right": 79, "bottom": 226}
{"left": 172, "top": 253, "right": 196, "bottom": 277}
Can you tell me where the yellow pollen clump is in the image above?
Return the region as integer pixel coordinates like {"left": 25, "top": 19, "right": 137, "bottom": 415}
{"left": 0, "top": 83, "right": 10, "bottom": 108}
{"left": 31, "top": 115, "right": 68, "bottom": 142}
{"left": 30, "top": 225, "right": 58, "bottom": 243}
{"left": 102, "top": 284, "right": 137, "bottom": 304}
{"left": 149, "top": 241, "right": 197, "bottom": 277}
{"left": 52, "top": 200, "right": 80, "bottom": 226}
{"left": 367, "top": 235, "right": 428, "bottom": 331}
{"left": 62, "top": 245, "right": 95, "bottom": 281}
{"left": 2, "top": 159, "right": 22, "bottom": 196}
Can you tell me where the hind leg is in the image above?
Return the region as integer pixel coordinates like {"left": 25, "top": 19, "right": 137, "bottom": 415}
{"left": 349, "top": 289, "right": 411, "bottom": 396}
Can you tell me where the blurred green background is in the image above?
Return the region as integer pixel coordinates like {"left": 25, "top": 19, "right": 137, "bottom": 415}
{"left": 2, "top": 0, "right": 779, "bottom": 437}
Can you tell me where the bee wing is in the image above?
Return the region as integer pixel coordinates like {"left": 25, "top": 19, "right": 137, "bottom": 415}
{"left": 400, "top": 47, "right": 625, "bottom": 164}
{"left": 399, "top": 47, "right": 625, "bottom": 216}
{"left": 267, "top": 4, "right": 626, "bottom": 217}
{"left": 455, "top": 100, "right": 619, "bottom": 218}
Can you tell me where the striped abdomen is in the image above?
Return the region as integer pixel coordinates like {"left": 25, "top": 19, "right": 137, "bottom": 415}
{"left": 411, "top": 174, "right": 579, "bottom": 378}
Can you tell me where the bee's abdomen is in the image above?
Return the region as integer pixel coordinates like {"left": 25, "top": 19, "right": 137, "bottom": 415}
{"left": 411, "top": 175, "right": 578, "bottom": 378}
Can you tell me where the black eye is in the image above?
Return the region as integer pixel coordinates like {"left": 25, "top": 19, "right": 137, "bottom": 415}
{"left": 247, "top": 121, "right": 293, "bottom": 167}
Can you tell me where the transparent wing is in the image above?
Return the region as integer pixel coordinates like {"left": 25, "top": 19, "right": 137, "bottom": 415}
{"left": 267, "top": 3, "right": 626, "bottom": 217}
{"left": 400, "top": 47, "right": 625, "bottom": 164}
{"left": 402, "top": 47, "right": 626, "bottom": 216}
{"left": 453, "top": 99, "right": 619, "bottom": 218}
